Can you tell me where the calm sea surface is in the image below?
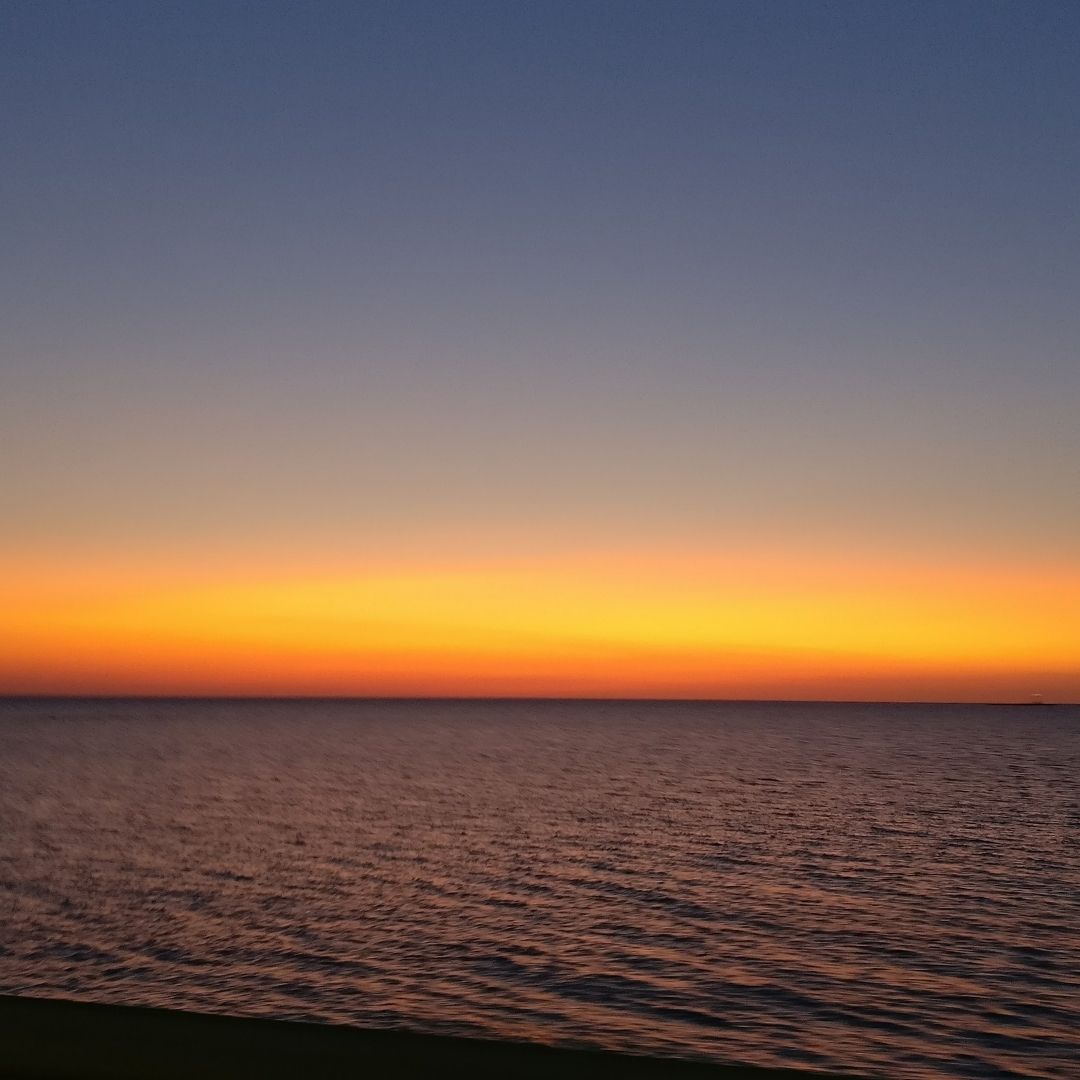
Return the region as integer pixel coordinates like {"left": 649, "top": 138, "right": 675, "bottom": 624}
{"left": 1, "top": 699, "right": 1077, "bottom": 1078}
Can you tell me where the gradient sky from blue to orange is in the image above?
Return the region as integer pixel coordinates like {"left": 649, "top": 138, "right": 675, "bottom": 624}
{"left": 2, "top": 2, "right": 1078, "bottom": 700}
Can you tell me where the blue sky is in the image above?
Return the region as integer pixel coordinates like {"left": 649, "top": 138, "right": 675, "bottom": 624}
{"left": 3, "top": 0, "right": 1079, "bottom": 564}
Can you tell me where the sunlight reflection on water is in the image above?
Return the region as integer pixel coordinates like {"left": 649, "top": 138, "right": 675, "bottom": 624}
{"left": 1, "top": 698, "right": 1078, "bottom": 1079}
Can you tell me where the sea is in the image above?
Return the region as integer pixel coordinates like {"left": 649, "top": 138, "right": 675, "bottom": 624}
{"left": 1, "top": 698, "right": 1077, "bottom": 1079}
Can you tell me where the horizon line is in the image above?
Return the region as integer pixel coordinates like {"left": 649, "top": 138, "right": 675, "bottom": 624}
{"left": 1, "top": 693, "right": 1070, "bottom": 707}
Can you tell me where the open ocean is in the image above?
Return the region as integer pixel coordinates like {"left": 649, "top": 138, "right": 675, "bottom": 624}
{"left": 1, "top": 698, "right": 1077, "bottom": 1078}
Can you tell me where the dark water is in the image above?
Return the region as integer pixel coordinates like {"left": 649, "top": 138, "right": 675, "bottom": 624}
{"left": 1, "top": 699, "right": 1078, "bottom": 1079}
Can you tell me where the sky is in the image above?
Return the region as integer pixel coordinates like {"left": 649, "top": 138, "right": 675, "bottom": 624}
{"left": 2, "top": 0, "right": 1078, "bottom": 700}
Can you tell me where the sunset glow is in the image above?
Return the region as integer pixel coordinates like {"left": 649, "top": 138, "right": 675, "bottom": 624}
{"left": 4, "top": 544, "right": 1076, "bottom": 700}
{"left": 3, "top": 2, "right": 1078, "bottom": 703}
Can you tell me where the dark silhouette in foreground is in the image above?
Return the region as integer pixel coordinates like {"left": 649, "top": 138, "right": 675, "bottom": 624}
{"left": 0, "top": 993, "right": 866, "bottom": 1079}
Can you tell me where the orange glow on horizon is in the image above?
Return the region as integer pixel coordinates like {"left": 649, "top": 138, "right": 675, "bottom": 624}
{"left": 2, "top": 545, "right": 1077, "bottom": 702}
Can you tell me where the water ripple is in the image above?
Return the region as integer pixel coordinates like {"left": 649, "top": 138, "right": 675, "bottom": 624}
{"left": 1, "top": 698, "right": 1078, "bottom": 1079}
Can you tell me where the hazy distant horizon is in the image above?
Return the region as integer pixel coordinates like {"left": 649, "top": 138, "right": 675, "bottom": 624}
{"left": 4, "top": 692, "right": 1076, "bottom": 707}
